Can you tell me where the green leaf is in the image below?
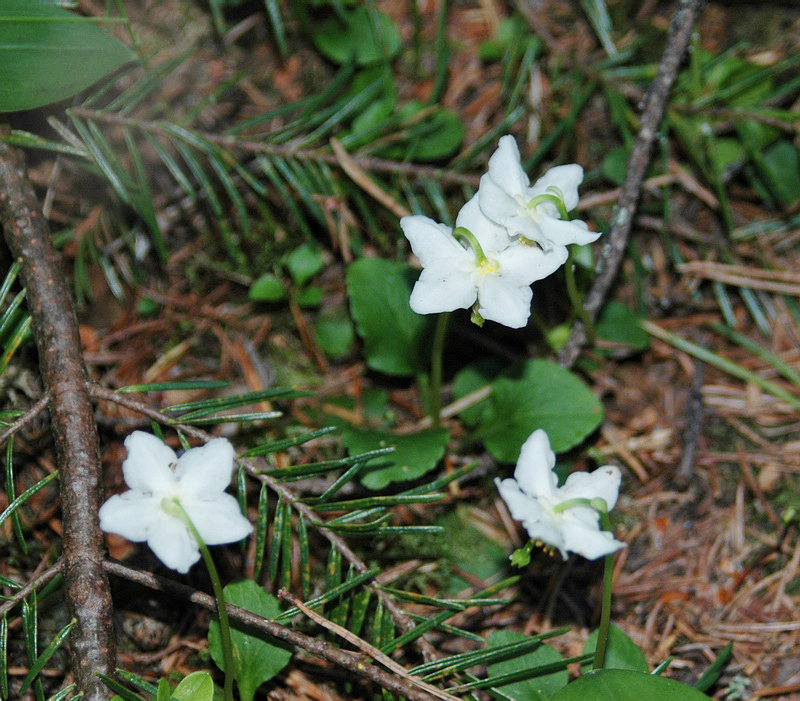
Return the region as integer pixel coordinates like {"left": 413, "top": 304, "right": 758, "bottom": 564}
{"left": 600, "top": 146, "right": 628, "bottom": 186}
{"left": 595, "top": 301, "right": 650, "bottom": 352}
{"left": 285, "top": 243, "right": 324, "bottom": 288}
{"left": 486, "top": 630, "right": 568, "bottom": 700}
{"left": 295, "top": 285, "right": 323, "bottom": 307}
{"left": 342, "top": 426, "right": 449, "bottom": 490}
{"left": 582, "top": 625, "right": 649, "bottom": 673}
{"left": 313, "top": 310, "right": 355, "bottom": 359}
{"left": 249, "top": 274, "right": 287, "bottom": 302}
{"left": 0, "top": 1, "right": 135, "bottom": 112}
{"left": 311, "top": 7, "right": 400, "bottom": 66}
{"left": 549, "top": 669, "right": 712, "bottom": 701}
{"left": 454, "top": 359, "right": 603, "bottom": 462}
{"left": 172, "top": 672, "right": 214, "bottom": 701}
{"left": 208, "top": 580, "right": 293, "bottom": 701}
{"left": 762, "top": 140, "right": 800, "bottom": 207}
{"left": 346, "top": 258, "right": 435, "bottom": 376}
{"left": 381, "top": 101, "right": 465, "bottom": 162}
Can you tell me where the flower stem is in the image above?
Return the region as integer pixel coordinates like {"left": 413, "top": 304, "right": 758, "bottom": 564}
{"left": 563, "top": 246, "right": 595, "bottom": 346}
{"left": 453, "top": 226, "right": 487, "bottom": 264}
{"left": 593, "top": 510, "right": 616, "bottom": 671}
{"left": 170, "top": 500, "right": 236, "bottom": 701}
{"left": 429, "top": 312, "right": 450, "bottom": 428}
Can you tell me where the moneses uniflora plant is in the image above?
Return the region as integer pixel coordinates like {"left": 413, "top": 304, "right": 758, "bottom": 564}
{"left": 99, "top": 431, "right": 252, "bottom": 574}
{"left": 402, "top": 134, "right": 600, "bottom": 328}
{"left": 496, "top": 429, "right": 625, "bottom": 561}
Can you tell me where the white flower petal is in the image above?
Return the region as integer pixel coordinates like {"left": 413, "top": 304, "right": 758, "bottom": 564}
{"left": 496, "top": 478, "right": 548, "bottom": 524}
{"left": 486, "top": 135, "right": 530, "bottom": 198}
{"left": 496, "top": 428, "right": 625, "bottom": 561}
{"left": 477, "top": 172, "right": 523, "bottom": 225}
{"left": 456, "top": 193, "right": 511, "bottom": 254}
{"left": 99, "top": 492, "right": 161, "bottom": 542}
{"left": 496, "top": 243, "right": 568, "bottom": 287}
{"left": 185, "top": 493, "right": 252, "bottom": 545}
{"left": 560, "top": 465, "right": 621, "bottom": 511}
{"left": 147, "top": 517, "right": 200, "bottom": 574}
{"left": 401, "top": 215, "right": 466, "bottom": 267}
{"left": 530, "top": 164, "right": 583, "bottom": 211}
{"left": 513, "top": 430, "right": 558, "bottom": 499}
{"left": 559, "top": 515, "right": 625, "bottom": 559}
{"left": 534, "top": 216, "right": 601, "bottom": 248}
{"left": 175, "top": 438, "right": 235, "bottom": 500}
{"left": 476, "top": 276, "right": 532, "bottom": 328}
{"left": 409, "top": 264, "right": 478, "bottom": 314}
{"left": 122, "top": 431, "right": 177, "bottom": 493}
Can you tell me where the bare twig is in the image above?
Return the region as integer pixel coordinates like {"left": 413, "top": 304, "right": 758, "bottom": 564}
{"left": 278, "top": 589, "right": 460, "bottom": 701}
{"left": 557, "top": 0, "right": 707, "bottom": 368}
{"left": 89, "top": 384, "right": 439, "bottom": 662}
{"left": 0, "top": 131, "right": 115, "bottom": 699}
{"left": 0, "top": 392, "right": 49, "bottom": 447}
{"left": 104, "top": 560, "right": 446, "bottom": 701}
{"left": 0, "top": 560, "right": 65, "bottom": 617}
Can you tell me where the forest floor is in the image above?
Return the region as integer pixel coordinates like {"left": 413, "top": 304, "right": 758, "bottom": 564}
{"left": 3, "top": 0, "right": 800, "bottom": 699}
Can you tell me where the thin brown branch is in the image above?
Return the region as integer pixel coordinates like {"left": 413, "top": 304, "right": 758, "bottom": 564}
{"left": 103, "top": 560, "right": 445, "bottom": 701}
{"left": 0, "top": 559, "right": 65, "bottom": 617}
{"left": 278, "top": 588, "right": 460, "bottom": 701}
{"left": 557, "top": 0, "right": 707, "bottom": 368}
{"left": 0, "top": 392, "right": 49, "bottom": 447}
{"left": 0, "top": 130, "right": 115, "bottom": 700}
{"left": 89, "top": 383, "right": 439, "bottom": 662}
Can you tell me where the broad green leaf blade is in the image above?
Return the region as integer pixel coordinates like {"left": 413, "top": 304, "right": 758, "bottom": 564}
{"left": 342, "top": 426, "right": 449, "bottom": 490}
{"left": 581, "top": 624, "right": 649, "bottom": 673}
{"left": 172, "top": 671, "right": 214, "bottom": 701}
{"left": 0, "top": 1, "right": 135, "bottom": 112}
{"left": 486, "top": 630, "right": 568, "bottom": 700}
{"left": 208, "top": 580, "right": 293, "bottom": 701}
{"left": 595, "top": 301, "right": 650, "bottom": 352}
{"left": 346, "top": 258, "right": 435, "bottom": 376}
{"left": 311, "top": 7, "right": 400, "bottom": 66}
{"left": 286, "top": 243, "right": 323, "bottom": 288}
{"left": 549, "top": 669, "right": 712, "bottom": 701}
{"left": 455, "top": 359, "right": 603, "bottom": 462}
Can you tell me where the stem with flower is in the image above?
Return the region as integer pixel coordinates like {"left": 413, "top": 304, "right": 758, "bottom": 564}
{"left": 550, "top": 496, "right": 617, "bottom": 670}
{"left": 163, "top": 498, "right": 236, "bottom": 701}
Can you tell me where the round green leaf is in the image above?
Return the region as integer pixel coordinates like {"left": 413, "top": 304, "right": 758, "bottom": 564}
{"left": 595, "top": 301, "right": 650, "bottom": 352}
{"left": 208, "top": 580, "right": 293, "bottom": 701}
{"left": 549, "top": 669, "right": 712, "bottom": 701}
{"left": 468, "top": 359, "right": 603, "bottom": 461}
{"left": 346, "top": 257, "right": 435, "bottom": 376}
{"left": 285, "top": 243, "right": 323, "bottom": 288}
{"left": 343, "top": 426, "right": 449, "bottom": 489}
{"left": 313, "top": 311, "right": 355, "bottom": 359}
{"left": 487, "top": 631, "right": 568, "bottom": 700}
{"left": 172, "top": 672, "right": 214, "bottom": 701}
{"left": 0, "top": 1, "right": 135, "bottom": 112}
{"left": 295, "top": 285, "right": 323, "bottom": 307}
{"left": 382, "top": 101, "right": 466, "bottom": 161}
{"left": 249, "top": 274, "right": 287, "bottom": 302}
{"left": 582, "top": 624, "right": 649, "bottom": 673}
{"left": 311, "top": 7, "right": 400, "bottom": 66}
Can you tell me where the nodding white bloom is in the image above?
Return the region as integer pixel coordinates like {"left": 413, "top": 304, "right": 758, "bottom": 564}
{"left": 495, "top": 429, "right": 625, "bottom": 560}
{"left": 478, "top": 135, "right": 601, "bottom": 251}
{"left": 99, "top": 432, "right": 252, "bottom": 574}
{"left": 401, "top": 197, "right": 568, "bottom": 328}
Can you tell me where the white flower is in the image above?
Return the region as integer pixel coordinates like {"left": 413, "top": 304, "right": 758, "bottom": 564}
{"left": 401, "top": 198, "right": 568, "bottom": 328}
{"left": 495, "top": 429, "right": 625, "bottom": 560}
{"left": 478, "top": 135, "right": 601, "bottom": 251}
{"left": 99, "top": 431, "right": 252, "bottom": 574}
